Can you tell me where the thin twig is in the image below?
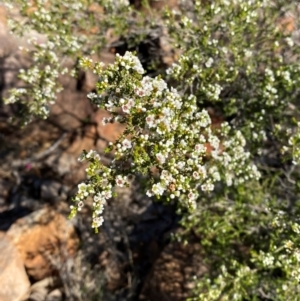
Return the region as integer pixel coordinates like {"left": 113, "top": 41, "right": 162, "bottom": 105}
{"left": 12, "top": 132, "right": 67, "bottom": 168}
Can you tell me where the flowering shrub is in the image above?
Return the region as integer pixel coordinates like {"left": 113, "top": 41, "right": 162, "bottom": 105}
{"left": 4, "top": 0, "right": 300, "bottom": 299}
{"left": 4, "top": 0, "right": 133, "bottom": 124}
{"left": 69, "top": 51, "right": 260, "bottom": 229}
{"left": 164, "top": 0, "right": 300, "bottom": 157}
{"left": 180, "top": 177, "right": 300, "bottom": 300}
{"left": 163, "top": 1, "right": 300, "bottom": 299}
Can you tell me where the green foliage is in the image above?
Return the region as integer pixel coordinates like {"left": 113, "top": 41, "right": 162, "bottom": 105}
{"left": 4, "top": 0, "right": 300, "bottom": 299}
{"left": 70, "top": 52, "right": 259, "bottom": 231}
{"left": 165, "top": 0, "right": 300, "bottom": 150}
{"left": 4, "top": 0, "right": 139, "bottom": 123}
{"left": 163, "top": 1, "right": 300, "bottom": 300}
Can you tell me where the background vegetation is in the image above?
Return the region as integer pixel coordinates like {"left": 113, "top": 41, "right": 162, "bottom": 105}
{"left": 3, "top": 0, "right": 300, "bottom": 300}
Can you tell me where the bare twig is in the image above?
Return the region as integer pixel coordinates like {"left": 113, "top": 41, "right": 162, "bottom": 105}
{"left": 12, "top": 132, "right": 67, "bottom": 168}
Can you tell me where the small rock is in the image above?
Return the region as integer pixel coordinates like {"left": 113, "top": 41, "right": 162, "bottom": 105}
{"left": 45, "top": 152, "right": 78, "bottom": 177}
{"left": 0, "top": 232, "right": 30, "bottom": 301}
{"left": 45, "top": 289, "right": 63, "bottom": 301}
{"left": 49, "top": 90, "right": 94, "bottom": 131}
{"left": 99, "top": 250, "right": 126, "bottom": 291}
{"left": 140, "top": 239, "right": 207, "bottom": 301}
{"left": 29, "top": 277, "right": 61, "bottom": 301}
{"left": 93, "top": 109, "right": 125, "bottom": 142}
{"left": 40, "top": 180, "right": 68, "bottom": 201}
{"left": 77, "top": 69, "right": 98, "bottom": 93}
{"left": 7, "top": 208, "right": 80, "bottom": 280}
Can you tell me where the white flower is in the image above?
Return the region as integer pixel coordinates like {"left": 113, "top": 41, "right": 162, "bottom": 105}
{"left": 225, "top": 173, "right": 233, "bottom": 186}
{"left": 78, "top": 183, "right": 87, "bottom": 192}
{"left": 156, "top": 153, "right": 166, "bottom": 164}
{"left": 286, "top": 37, "right": 294, "bottom": 47}
{"left": 146, "top": 115, "right": 156, "bottom": 128}
{"left": 177, "top": 161, "right": 185, "bottom": 170}
{"left": 86, "top": 150, "right": 101, "bottom": 161}
{"left": 201, "top": 182, "right": 214, "bottom": 191}
{"left": 115, "top": 175, "right": 128, "bottom": 187}
{"left": 146, "top": 190, "right": 153, "bottom": 197}
{"left": 153, "top": 78, "right": 167, "bottom": 91}
{"left": 198, "top": 165, "right": 207, "bottom": 179}
{"left": 122, "top": 104, "right": 131, "bottom": 113}
{"left": 205, "top": 57, "right": 214, "bottom": 68}
{"left": 162, "top": 107, "right": 172, "bottom": 117}
{"left": 122, "top": 139, "right": 132, "bottom": 149}
{"left": 160, "top": 170, "right": 169, "bottom": 179}
{"left": 188, "top": 191, "right": 196, "bottom": 200}
{"left": 94, "top": 194, "right": 103, "bottom": 203}
{"left": 127, "top": 99, "right": 135, "bottom": 107}
{"left": 77, "top": 183, "right": 90, "bottom": 198}
{"left": 93, "top": 216, "right": 104, "bottom": 227}
{"left": 208, "top": 136, "right": 220, "bottom": 149}
{"left": 95, "top": 204, "right": 105, "bottom": 215}
{"left": 135, "top": 88, "right": 146, "bottom": 97}
{"left": 193, "top": 171, "right": 200, "bottom": 179}
{"left": 131, "top": 57, "right": 144, "bottom": 74}
{"left": 87, "top": 92, "right": 98, "bottom": 100}
{"left": 102, "top": 117, "right": 108, "bottom": 126}
{"left": 187, "top": 159, "right": 194, "bottom": 165}
{"left": 197, "top": 110, "right": 211, "bottom": 127}
{"left": 152, "top": 182, "right": 165, "bottom": 195}
{"left": 195, "top": 144, "right": 206, "bottom": 153}
{"left": 181, "top": 16, "right": 192, "bottom": 26}
{"left": 244, "top": 49, "right": 252, "bottom": 58}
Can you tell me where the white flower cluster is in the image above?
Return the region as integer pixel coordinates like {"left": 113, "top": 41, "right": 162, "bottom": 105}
{"left": 118, "top": 52, "right": 144, "bottom": 75}
{"left": 166, "top": 63, "right": 182, "bottom": 77}
{"left": 72, "top": 53, "right": 261, "bottom": 228}
{"left": 5, "top": 0, "right": 131, "bottom": 123}
{"left": 216, "top": 127, "right": 261, "bottom": 185}
{"left": 73, "top": 150, "right": 114, "bottom": 228}
{"left": 4, "top": 38, "right": 66, "bottom": 122}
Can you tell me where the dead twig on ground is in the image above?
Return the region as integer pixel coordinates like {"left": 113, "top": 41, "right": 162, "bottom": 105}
{"left": 11, "top": 132, "right": 67, "bottom": 168}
